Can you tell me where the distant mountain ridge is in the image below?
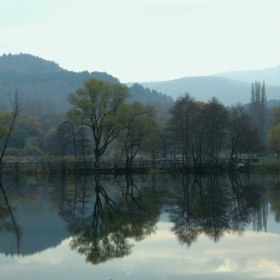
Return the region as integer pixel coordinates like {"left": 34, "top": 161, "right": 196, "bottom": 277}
{"left": 138, "top": 76, "right": 280, "bottom": 106}
{"left": 1, "top": 53, "right": 280, "bottom": 109}
{"left": 214, "top": 65, "right": 280, "bottom": 86}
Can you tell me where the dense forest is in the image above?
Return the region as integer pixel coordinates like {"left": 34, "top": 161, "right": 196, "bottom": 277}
{"left": 0, "top": 53, "right": 279, "bottom": 169}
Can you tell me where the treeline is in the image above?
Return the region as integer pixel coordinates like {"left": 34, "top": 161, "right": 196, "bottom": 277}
{"left": 0, "top": 77, "right": 277, "bottom": 170}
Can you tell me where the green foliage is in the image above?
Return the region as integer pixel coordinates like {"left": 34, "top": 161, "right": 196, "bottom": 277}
{"left": 66, "top": 156, "right": 76, "bottom": 169}
{"left": 68, "top": 78, "right": 129, "bottom": 162}
{"left": 0, "top": 112, "right": 14, "bottom": 138}
{"left": 22, "top": 145, "right": 43, "bottom": 156}
{"left": 5, "top": 148, "right": 22, "bottom": 156}
{"left": 22, "top": 137, "right": 43, "bottom": 156}
{"left": 128, "top": 83, "right": 173, "bottom": 117}
{"left": 117, "top": 102, "right": 160, "bottom": 167}
{"left": 267, "top": 124, "right": 280, "bottom": 159}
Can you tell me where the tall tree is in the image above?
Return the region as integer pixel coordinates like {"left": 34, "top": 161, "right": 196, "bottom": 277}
{"left": 68, "top": 78, "right": 129, "bottom": 164}
{"left": 249, "top": 81, "right": 267, "bottom": 144}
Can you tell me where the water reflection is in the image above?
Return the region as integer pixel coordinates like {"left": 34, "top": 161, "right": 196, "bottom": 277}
{"left": 167, "top": 173, "right": 268, "bottom": 247}
{"left": 68, "top": 175, "right": 160, "bottom": 264}
{"left": 0, "top": 177, "right": 21, "bottom": 254}
{"left": 0, "top": 172, "right": 278, "bottom": 265}
{"left": 267, "top": 176, "right": 280, "bottom": 223}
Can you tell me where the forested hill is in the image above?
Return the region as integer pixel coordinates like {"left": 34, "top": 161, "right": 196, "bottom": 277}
{"left": 129, "top": 83, "right": 172, "bottom": 103}
{"left": 0, "top": 53, "right": 173, "bottom": 114}
{"left": 0, "top": 53, "right": 120, "bottom": 84}
{"left": 0, "top": 53, "right": 120, "bottom": 111}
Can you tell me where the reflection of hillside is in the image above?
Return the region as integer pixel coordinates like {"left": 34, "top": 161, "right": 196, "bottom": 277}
{"left": 166, "top": 173, "right": 268, "bottom": 247}
{"left": 0, "top": 174, "right": 162, "bottom": 259}
{"left": 0, "top": 175, "right": 71, "bottom": 256}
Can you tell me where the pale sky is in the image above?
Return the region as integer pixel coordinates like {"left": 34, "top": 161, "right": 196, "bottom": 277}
{"left": 1, "top": 0, "right": 280, "bottom": 83}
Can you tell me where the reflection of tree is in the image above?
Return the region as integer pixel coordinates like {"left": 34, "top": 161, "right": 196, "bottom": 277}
{"left": 49, "top": 175, "right": 91, "bottom": 223}
{"left": 168, "top": 175, "right": 201, "bottom": 246}
{"left": 267, "top": 178, "right": 280, "bottom": 223}
{"left": 228, "top": 172, "right": 250, "bottom": 233}
{"left": 0, "top": 177, "right": 21, "bottom": 254}
{"left": 168, "top": 173, "right": 267, "bottom": 247}
{"left": 118, "top": 175, "right": 160, "bottom": 241}
{"left": 169, "top": 175, "right": 231, "bottom": 246}
{"left": 68, "top": 175, "right": 161, "bottom": 265}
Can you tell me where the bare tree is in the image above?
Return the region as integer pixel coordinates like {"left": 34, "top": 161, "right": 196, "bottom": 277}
{"left": 0, "top": 89, "right": 21, "bottom": 170}
{"left": 228, "top": 103, "right": 259, "bottom": 167}
{"left": 168, "top": 93, "right": 197, "bottom": 164}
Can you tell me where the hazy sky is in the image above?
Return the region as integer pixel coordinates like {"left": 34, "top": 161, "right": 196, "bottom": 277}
{"left": 1, "top": 0, "right": 280, "bottom": 82}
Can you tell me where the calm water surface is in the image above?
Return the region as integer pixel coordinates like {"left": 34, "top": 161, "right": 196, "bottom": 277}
{"left": 1, "top": 173, "right": 280, "bottom": 279}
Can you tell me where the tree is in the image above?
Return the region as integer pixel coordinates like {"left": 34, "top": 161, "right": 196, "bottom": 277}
{"left": 117, "top": 102, "right": 159, "bottom": 168}
{"left": 271, "top": 106, "right": 280, "bottom": 126}
{"left": 249, "top": 81, "right": 267, "bottom": 144}
{"left": 68, "top": 78, "right": 129, "bottom": 164}
{"left": 47, "top": 125, "right": 72, "bottom": 169}
{"left": 203, "top": 97, "right": 229, "bottom": 163}
{"left": 60, "top": 121, "right": 78, "bottom": 165}
{"left": 75, "top": 125, "right": 92, "bottom": 166}
{"left": 266, "top": 124, "right": 280, "bottom": 159}
{"left": 228, "top": 104, "right": 259, "bottom": 166}
{"left": 22, "top": 137, "right": 43, "bottom": 156}
{"left": 11, "top": 115, "right": 44, "bottom": 151}
{"left": 0, "top": 89, "right": 20, "bottom": 170}
{"left": 187, "top": 101, "right": 207, "bottom": 166}
{"left": 168, "top": 93, "right": 197, "bottom": 163}
{"left": 168, "top": 95, "right": 229, "bottom": 166}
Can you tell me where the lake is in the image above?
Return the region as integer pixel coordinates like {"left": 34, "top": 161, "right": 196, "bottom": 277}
{"left": 0, "top": 172, "right": 280, "bottom": 280}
